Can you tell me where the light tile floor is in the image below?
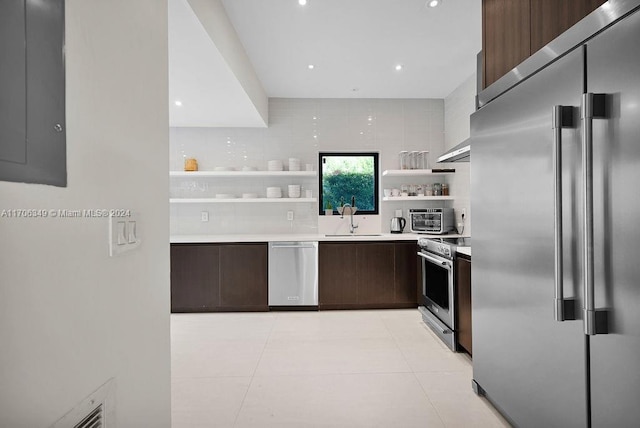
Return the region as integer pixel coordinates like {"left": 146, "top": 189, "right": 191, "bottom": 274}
{"left": 171, "top": 309, "right": 511, "bottom": 428}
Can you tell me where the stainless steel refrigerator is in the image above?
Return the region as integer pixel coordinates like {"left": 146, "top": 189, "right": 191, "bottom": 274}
{"left": 470, "top": 2, "right": 640, "bottom": 427}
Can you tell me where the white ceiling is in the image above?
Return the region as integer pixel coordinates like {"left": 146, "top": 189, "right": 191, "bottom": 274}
{"left": 169, "top": 0, "right": 267, "bottom": 127}
{"left": 220, "top": 0, "right": 482, "bottom": 99}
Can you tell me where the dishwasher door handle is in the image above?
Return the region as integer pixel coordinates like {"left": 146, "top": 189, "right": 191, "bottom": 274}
{"left": 270, "top": 243, "right": 317, "bottom": 249}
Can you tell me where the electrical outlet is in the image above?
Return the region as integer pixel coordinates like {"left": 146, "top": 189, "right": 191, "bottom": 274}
{"left": 287, "top": 211, "right": 294, "bottom": 221}
{"left": 201, "top": 211, "right": 209, "bottom": 222}
{"left": 461, "top": 208, "right": 466, "bottom": 219}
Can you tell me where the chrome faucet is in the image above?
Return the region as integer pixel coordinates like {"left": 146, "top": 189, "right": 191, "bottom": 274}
{"left": 340, "top": 203, "right": 359, "bottom": 234}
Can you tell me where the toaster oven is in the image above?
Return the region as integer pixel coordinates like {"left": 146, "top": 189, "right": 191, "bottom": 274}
{"left": 409, "top": 208, "right": 455, "bottom": 234}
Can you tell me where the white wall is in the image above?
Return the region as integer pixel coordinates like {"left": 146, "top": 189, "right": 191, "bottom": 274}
{"left": 0, "top": 1, "right": 170, "bottom": 427}
{"left": 170, "top": 98, "right": 448, "bottom": 235}
{"left": 443, "top": 73, "right": 476, "bottom": 235}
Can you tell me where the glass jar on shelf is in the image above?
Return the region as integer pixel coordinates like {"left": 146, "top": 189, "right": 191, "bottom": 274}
{"left": 409, "top": 151, "right": 420, "bottom": 169}
{"left": 399, "top": 151, "right": 409, "bottom": 170}
{"left": 433, "top": 183, "right": 442, "bottom": 196}
{"left": 442, "top": 183, "right": 449, "bottom": 196}
{"left": 424, "top": 184, "right": 433, "bottom": 196}
{"left": 419, "top": 151, "right": 430, "bottom": 170}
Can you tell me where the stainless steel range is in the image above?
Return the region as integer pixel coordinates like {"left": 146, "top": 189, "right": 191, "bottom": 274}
{"left": 417, "top": 237, "right": 468, "bottom": 351}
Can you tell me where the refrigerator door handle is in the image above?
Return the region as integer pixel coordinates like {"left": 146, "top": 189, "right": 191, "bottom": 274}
{"left": 552, "top": 105, "right": 577, "bottom": 322}
{"left": 581, "top": 93, "right": 608, "bottom": 335}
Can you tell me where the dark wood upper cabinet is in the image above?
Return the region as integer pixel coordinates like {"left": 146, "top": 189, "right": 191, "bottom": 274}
{"left": 530, "top": 0, "right": 606, "bottom": 53}
{"left": 482, "top": 0, "right": 531, "bottom": 89}
{"left": 170, "top": 244, "right": 220, "bottom": 312}
{"left": 482, "top": 0, "right": 606, "bottom": 88}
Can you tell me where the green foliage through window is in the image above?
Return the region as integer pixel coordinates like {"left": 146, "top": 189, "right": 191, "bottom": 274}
{"left": 319, "top": 153, "right": 379, "bottom": 215}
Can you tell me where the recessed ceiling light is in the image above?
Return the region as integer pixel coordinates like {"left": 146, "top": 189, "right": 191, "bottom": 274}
{"left": 174, "top": 100, "right": 183, "bottom": 107}
{"left": 427, "top": 0, "right": 440, "bottom": 7}
{"left": 395, "top": 64, "right": 403, "bottom": 71}
{"left": 298, "top": 0, "right": 307, "bottom": 5}
{"left": 308, "top": 64, "right": 315, "bottom": 70}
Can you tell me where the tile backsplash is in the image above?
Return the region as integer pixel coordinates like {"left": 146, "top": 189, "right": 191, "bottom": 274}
{"left": 170, "top": 98, "right": 450, "bottom": 236}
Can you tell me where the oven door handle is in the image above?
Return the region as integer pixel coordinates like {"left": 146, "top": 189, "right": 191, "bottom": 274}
{"left": 417, "top": 252, "right": 451, "bottom": 269}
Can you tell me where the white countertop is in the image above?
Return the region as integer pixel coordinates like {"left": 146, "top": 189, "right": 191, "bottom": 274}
{"left": 170, "top": 233, "right": 469, "bottom": 244}
{"left": 456, "top": 246, "right": 472, "bottom": 257}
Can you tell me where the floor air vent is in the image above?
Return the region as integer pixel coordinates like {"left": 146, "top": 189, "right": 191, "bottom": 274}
{"left": 74, "top": 404, "right": 103, "bottom": 428}
{"left": 51, "top": 378, "right": 115, "bottom": 428}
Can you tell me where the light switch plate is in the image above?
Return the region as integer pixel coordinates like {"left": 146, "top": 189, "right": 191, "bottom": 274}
{"left": 109, "top": 212, "right": 141, "bottom": 256}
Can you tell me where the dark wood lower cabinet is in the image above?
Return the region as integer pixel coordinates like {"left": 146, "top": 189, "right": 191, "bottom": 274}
{"left": 171, "top": 244, "right": 220, "bottom": 312}
{"left": 394, "top": 242, "right": 420, "bottom": 304}
{"left": 318, "top": 243, "right": 358, "bottom": 307}
{"left": 219, "top": 244, "right": 268, "bottom": 311}
{"left": 319, "top": 241, "right": 419, "bottom": 310}
{"left": 172, "top": 241, "right": 418, "bottom": 313}
{"left": 356, "top": 243, "right": 395, "bottom": 305}
{"left": 456, "top": 253, "right": 472, "bottom": 355}
{"left": 170, "top": 243, "right": 268, "bottom": 313}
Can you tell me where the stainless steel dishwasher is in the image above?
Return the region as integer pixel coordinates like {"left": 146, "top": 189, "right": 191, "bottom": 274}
{"left": 268, "top": 241, "right": 318, "bottom": 307}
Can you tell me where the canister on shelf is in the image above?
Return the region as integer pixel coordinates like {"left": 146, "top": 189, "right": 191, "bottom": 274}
{"left": 409, "top": 151, "right": 420, "bottom": 169}
{"left": 419, "top": 151, "right": 430, "bottom": 170}
{"left": 433, "top": 183, "right": 442, "bottom": 196}
{"left": 424, "top": 184, "right": 433, "bottom": 196}
{"left": 442, "top": 183, "right": 449, "bottom": 196}
{"left": 184, "top": 158, "right": 198, "bottom": 171}
{"left": 399, "top": 151, "right": 409, "bottom": 169}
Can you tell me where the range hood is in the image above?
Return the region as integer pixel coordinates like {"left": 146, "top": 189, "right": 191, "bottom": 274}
{"left": 437, "top": 139, "right": 470, "bottom": 163}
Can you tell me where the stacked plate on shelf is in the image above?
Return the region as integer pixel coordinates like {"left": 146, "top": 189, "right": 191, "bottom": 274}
{"left": 288, "top": 158, "right": 301, "bottom": 171}
{"left": 287, "top": 185, "right": 301, "bottom": 198}
{"left": 267, "top": 160, "right": 283, "bottom": 171}
{"left": 242, "top": 193, "right": 258, "bottom": 199}
{"left": 266, "top": 187, "right": 282, "bottom": 198}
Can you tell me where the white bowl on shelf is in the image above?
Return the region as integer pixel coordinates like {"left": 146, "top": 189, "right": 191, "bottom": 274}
{"left": 242, "top": 193, "right": 258, "bottom": 199}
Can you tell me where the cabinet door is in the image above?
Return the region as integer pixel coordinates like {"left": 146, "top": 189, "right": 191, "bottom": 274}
{"left": 482, "top": 0, "right": 531, "bottom": 88}
{"left": 530, "top": 0, "right": 606, "bottom": 53}
{"left": 219, "top": 244, "right": 268, "bottom": 310}
{"left": 356, "top": 243, "right": 394, "bottom": 305}
{"left": 394, "top": 242, "right": 419, "bottom": 305}
{"left": 170, "top": 244, "right": 220, "bottom": 312}
{"left": 455, "top": 256, "right": 472, "bottom": 355}
{"left": 318, "top": 243, "right": 358, "bottom": 308}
